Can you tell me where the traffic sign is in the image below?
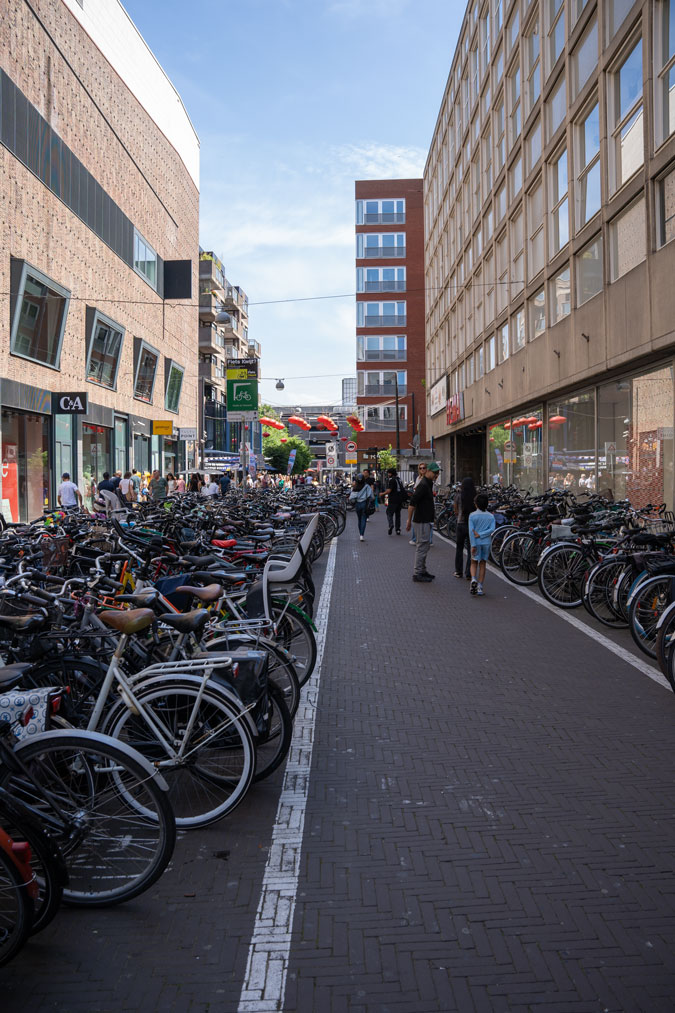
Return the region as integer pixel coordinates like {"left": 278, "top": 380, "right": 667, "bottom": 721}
{"left": 346, "top": 440, "right": 356, "bottom": 452}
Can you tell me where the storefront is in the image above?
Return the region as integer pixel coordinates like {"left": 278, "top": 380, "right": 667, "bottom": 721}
{"left": 484, "top": 361, "right": 675, "bottom": 507}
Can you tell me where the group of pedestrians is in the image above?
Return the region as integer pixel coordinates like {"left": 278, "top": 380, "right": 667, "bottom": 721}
{"left": 350, "top": 464, "right": 496, "bottom": 597}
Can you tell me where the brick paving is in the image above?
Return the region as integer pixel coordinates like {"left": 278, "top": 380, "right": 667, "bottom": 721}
{"left": 3, "top": 508, "right": 675, "bottom": 1012}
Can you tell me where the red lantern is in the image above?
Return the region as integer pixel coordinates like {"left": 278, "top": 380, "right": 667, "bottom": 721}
{"left": 280, "top": 437, "right": 287, "bottom": 443}
{"left": 262, "top": 432, "right": 270, "bottom": 438}
{"left": 503, "top": 421, "right": 511, "bottom": 429}
{"left": 549, "top": 414, "right": 566, "bottom": 425}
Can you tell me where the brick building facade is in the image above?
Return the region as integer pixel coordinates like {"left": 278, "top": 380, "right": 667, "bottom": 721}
{"left": 0, "top": 0, "right": 199, "bottom": 518}
{"left": 354, "top": 179, "right": 428, "bottom": 472}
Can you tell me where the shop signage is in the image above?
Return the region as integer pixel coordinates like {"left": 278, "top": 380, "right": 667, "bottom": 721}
{"left": 227, "top": 357, "right": 259, "bottom": 422}
{"left": 179, "top": 427, "right": 197, "bottom": 441}
{"left": 446, "top": 393, "right": 465, "bottom": 425}
{"left": 429, "top": 376, "right": 447, "bottom": 416}
{"left": 52, "top": 392, "right": 88, "bottom": 414}
{"left": 152, "top": 420, "right": 173, "bottom": 436}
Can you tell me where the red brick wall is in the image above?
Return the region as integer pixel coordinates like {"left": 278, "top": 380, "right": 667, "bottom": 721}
{"left": 355, "top": 179, "right": 426, "bottom": 465}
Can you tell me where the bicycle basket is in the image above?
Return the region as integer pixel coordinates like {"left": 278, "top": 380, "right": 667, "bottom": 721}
{"left": 41, "top": 535, "right": 70, "bottom": 573}
{"left": 0, "top": 686, "right": 55, "bottom": 741}
{"left": 223, "top": 649, "right": 268, "bottom": 706}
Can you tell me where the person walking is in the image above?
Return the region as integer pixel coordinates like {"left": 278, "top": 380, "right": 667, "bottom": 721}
{"left": 119, "top": 471, "right": 135, "bottom": 502}
{"left": 220, "top": 471, "right": 231, "bottom": 496}
{"left": 454, "top": 475, "right": 476, "bottom": 580}
{"left": 385, "top": 466, "right": 407, "bottom": 535}
{"left": 188, "top": 472, "right": 202, "bottom": 494}
{"left": 349, "top": 473, "right": 373, "bottom": 542}
{"left": 57, "top": 472, "right": 83, "bottom": 512}
{"left": 175, "top": 474, "right": 186, "bottom": 494}
{"left": 166, "top": 473, "right": 176, "bottom": 495}
{"left": 405, "top": 462, "right": 440, "bottom": 582}
{"left": 148, "top": 469, "right": 168, "bottom": 501}
{"left": 410, "top": 463, "right": 435, "bottom": 546}
{"left": 469, "top": 492, "right": 496, "bottom": 596}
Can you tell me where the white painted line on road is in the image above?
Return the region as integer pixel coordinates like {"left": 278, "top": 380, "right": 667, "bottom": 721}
{"left": 434, "top": 530, "right": 672, "bottom": 692}
{"left": 237, "top": 536, "right": 338, "bottom": 1013}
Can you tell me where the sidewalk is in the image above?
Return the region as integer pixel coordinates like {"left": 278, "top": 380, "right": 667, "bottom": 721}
{"left": 3, "top": 510, "right": 675, "bottom": 1012}
{"left": 283, "top": 509, "right": 675, "bottom": 1012}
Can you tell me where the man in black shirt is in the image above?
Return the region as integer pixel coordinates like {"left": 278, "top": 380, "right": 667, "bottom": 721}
{"left": 97, "top": 472, "right": 117, "bottom": 493}
{"left": 405, "top": 462, "right": 440, "bottom": 582}
{"left": 385, "top": 467, "right": 407, "bottom": 535}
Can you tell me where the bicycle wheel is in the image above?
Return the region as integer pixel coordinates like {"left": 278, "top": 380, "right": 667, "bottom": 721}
{"left": 105, "top": 680, "right": 256, "bottom": 829}
{"left": 23, "top": 656, "right": 105, "bottom": 724}
{"left": 490, "top": 524, "right": 517, "bottom": 565}
{"left": 206, "top": 634, "right": 301, "bottom": 718}
{"left": 0, "top": 797, "right": 66, "bottom": 934}
{"left": 252, "top": 682, "right": 293, "bottom": 783}
{"left": 1, "top": 731, "right": 175, "bottom": 907}
{"left": 628, "top": 575, "right": 674, "bottom": 658}
{"left": 499, "top": 532, "right": 540, "bottom": 586}
{"left": 582, "top": 558, "right": 629, "bottom": 628}
{"left": 537, "top": 544, "right": 589, "bottom": 608}
{"left": 271, "top": 604, "right": 317, "bottom": 687}
{"left": 655, "top": 600, "right": 675, "bottom": 680}
{"left": 0, "top": 844, "right": 32, "bottom": 966}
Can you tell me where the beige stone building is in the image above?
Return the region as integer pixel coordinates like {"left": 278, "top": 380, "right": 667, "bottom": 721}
{"left": 425, "top": 0, "right": 675, "bottom": 508}
{"left": 0, "top": 0, "right": 199, "bottom": 517}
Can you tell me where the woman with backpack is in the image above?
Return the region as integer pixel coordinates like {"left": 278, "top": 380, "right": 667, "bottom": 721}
{"left": 349, "top": 473, "right": 374, "bottom": 542}
{"left": 385, "top": 466, "right": 407, "bottom": 535}
{"left": 454, "top": 475, "right": 476, "bottom": 579}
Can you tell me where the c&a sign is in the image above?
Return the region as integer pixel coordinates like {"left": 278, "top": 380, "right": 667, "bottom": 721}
{"left": 52, "top": 392, "right": 88, "bottom": 414}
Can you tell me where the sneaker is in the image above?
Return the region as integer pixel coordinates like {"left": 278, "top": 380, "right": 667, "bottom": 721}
{"left": 396, "top": 530, "right": 401, "bottom": 535}
{"left": 476, "top": 584, "right": 484, "bottom": 596}
{"left": 409, "top": 539, "right": 416, "bottom": 545}
{"left": 359, "top": 535, "right": 364, "bottom": 541}
{"left": 454, "top": 572, "right": 462, "bottom": 579}
{"left": 413, "top": 574, "right": 433, "bottom": 582}
{"left": 421, "top": 571, "right": 435, "bottom": 579}
{"left": 470, "top": 579, "right": 478, "bottom": 595}
{"left": 465, "top": 574, "right": 472, "bottom": 580}
{"left": 388, "top": 527, "right": 393, "bottom": 535}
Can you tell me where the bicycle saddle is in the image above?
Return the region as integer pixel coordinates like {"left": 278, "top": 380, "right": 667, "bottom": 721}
{"left": 174, "top": 584, "right": 223, "bottom": 603}
{"left": 179, "top": 554, "right": 223, "bottom": 567}
{"left": 158, "top": 610, "right": 210, "bottom": 635}
{"left": 0, "top": 662, "right": 34, "bottom": 686}
{"left": 115, "top": 590, "right": 161, "bottom": 606}
{"left": 0, "top": 614, "right": 46, "bottom": 632}
{"left": 189, "top": 570, "right": 248, "bottom": 586}
{"left": 99, "top": 608, "right": 155, "bottom": 634}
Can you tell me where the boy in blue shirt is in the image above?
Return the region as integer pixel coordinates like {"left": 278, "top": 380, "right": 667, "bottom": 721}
{"left": 468, "top": 492, "right": 496, "bottom": 596}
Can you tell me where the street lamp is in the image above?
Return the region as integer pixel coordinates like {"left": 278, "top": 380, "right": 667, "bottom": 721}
{"left": 275, "top": 379, "right": 285, "bottom": 390}
{"left": 394, "top": 375, "right": 401, "bottom": 458}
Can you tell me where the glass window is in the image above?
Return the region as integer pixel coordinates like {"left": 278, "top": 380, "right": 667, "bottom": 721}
{"left": 526, "top": 118, "right": 542, "bottom": 175}
{"left": 656, "top": 163, "right": 675, "bottom": 247}
{"left": 510, "top": 154, "right": 523, "bottom": 200}
{"left": 524, "top": 16, "right": 541, "bottom": 116}
{"left": 496, "top": 182, "right": 507, "bottom": 222}
{"left": 550, "top": 147, "right": 569, "bottom": 256}
{"left": 86, "top": 311, "right": 124, "bottom": 389}
{"left": 576, "top": 234, "right": 603, "bottom": 304}
{"left": 81, "top": 422, "right": 113, "bottom": 511}
{"left": 134, "top": 342, "right": 159, "bottom": 403}
{"left": 485, "top": 334, "right": 496, "bottom": 371}
{"left": 507, "top": 4, "right": 519, "bottom": 53}
{"left": 511, "top": 209, "right": 524, "bottom": 297}
{"left": 133, "top": 231, "right": 157, "bottom": 290}
{"left": 545, "top": 0, "right": 565, "bottom": 76}
{"left": 497, "top": 231, "right": 508, "bottom": 313}
{"left": 609, "top": 39, "right": 644, "bottom": 193}
{"left": 489, "top": 417, "right": 512, "bottom": 485}
{"left": 512, "top": 406, "right": 544, "bottom": 493}
{"left": 606, "top": 0, "right": 635, "bottom": 41}
{"left": 10, "top": 263, "right": 70, "bottom": 369}
{"left": 529, "top": 288, "right": 546, "bottom": 338}
{"left": 1, "top": 409, "right": 50, "bottom": 522}
{"left": 609, "top": 196, "right": 646, "bottom": 281}
{"left": 494, "top": 97, "right": 506, "bottom": 171}
{"left": 550, "top": 265, "right": 571, "bottom": 322}
{"left": 546, "top": 72, "right": 566, "bottom": 142}
{"left": 575, "top": 102, "right": 602, "bottom": 229}
{"left": 499, "top": 319, "right": 510, "bottom": 361}
{"left": 476, "top": 345, "right": 485, "bottom": 378}
{"left": 165, "top": 361, "right": 185, "bottom": 413}
{"left": 508, "top": 61, "right": 522, "bottom": 149}
{"left": 571, "top": 0, "right": 592, "bottom": 30}
{"left": 467, "top": 353, "right": 475, "bottom": 386}
{"left": 512, "top": 306, "right": 526, "bottom": 351}
{"left": 655, "top": 0, "right": 675, "bottom": 146}
{"left": 527, "top": 178, "right": 545, "bottom": 279}
{"left": 571, "top": 17, "right": 598, "bottom": 100}
{"left": 547, "top": 390, "right": 596, "bottom": 495}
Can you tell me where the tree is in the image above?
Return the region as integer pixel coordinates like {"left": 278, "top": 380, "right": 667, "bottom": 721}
{"left": 265, "top": 436, "right": 312, "bottom": 475}
{"left": 377, "top": 445, "right": 398, "bottom": 472}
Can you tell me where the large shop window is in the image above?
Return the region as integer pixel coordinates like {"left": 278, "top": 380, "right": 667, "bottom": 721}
{"left": 547, "top": 391, "right": 596, "bottom": 495}
{"left": 10, "top": 262, "right": 70, "bottom": 369}
{"left": 86, "top": 310, "right": 124, "bottom": 389}
{"left": 598, "top": 366, "right": 674, "bottom": 510}
{"left": 489, "top": 408, "right": 544, "bottom": 492}
{"left": 165, "top": 361, "right": 185, "bottom": 414}
{"left": 81, "top": 423, "right": 112, "bottom": 510}
{"left": 133, "top": 340, "right": 159, "bottom": 403}
{"left": 1, "top": 409, "right": 49, "bottom": 523}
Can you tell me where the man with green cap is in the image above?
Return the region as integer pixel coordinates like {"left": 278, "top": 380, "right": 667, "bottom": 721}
{"left": 405, "top": 462, "right": 440, "bottom": 582}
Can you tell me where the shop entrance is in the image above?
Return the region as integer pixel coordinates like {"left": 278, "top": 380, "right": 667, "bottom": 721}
{"left": 1, "top": 408, "right": 50, "bottom": 522}
{"left": 455, "top": 430, "right": 485, "bottom": 485}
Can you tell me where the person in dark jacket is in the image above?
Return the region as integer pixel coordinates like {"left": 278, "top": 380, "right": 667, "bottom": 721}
{"left": 454, "top": 476, "right": 477, "bottom": 579}
{"left": 385, "top": 467, "right": 407, "bottom": 535}
{"left": 405, "top": 462, "right": 439, "bottom": 582}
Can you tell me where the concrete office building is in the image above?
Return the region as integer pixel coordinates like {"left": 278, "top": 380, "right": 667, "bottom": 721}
{"left": 355, "top": 179, "right": 428, "bottom": 469}
{"left": 0, "top": 0, "right": 199, "bottom": 518}
{"left": 425, "top": 0, "right": 675, "bottom": 507}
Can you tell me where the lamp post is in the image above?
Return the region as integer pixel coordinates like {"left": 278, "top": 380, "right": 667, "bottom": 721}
{"left": 394, "top": 374, "right": 401, "bottom": 458}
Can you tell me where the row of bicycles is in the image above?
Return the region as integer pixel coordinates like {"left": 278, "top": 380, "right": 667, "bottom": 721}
{"left": 438, "top": 483, "right": 675, "bottom": 689}
{"left": 0, "top": 485, "right": 347, "bottom": 964}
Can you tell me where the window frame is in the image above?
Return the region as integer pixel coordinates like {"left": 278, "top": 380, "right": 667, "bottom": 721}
{"left": 133, "top": 230, "right": 158, "bottom": 291}
{"left": 133, "top": 339, "right": 160, "bottom": 404}
{"left": 608, "top": 36, "right": 645, "bottom": 195}
{"left": 549, "top": 145, "right": 570, "bottom": 257}
{"left": 164, "top": 359, "right": 185, "bottom": 414}
{"left": 9, "top": 260, "right": 70, "bottom": 371}
{"left": 549, "top": 264, "right": 572, "bottom": 323}
{"left": 654, "top": 0, "right": 675, "bottom": 148}
{"left": 575, "top": 233, "right": 604, "bottom": 305}
{"left": 85, "top": 308, "right": 125, "bottom": 390}
{"left": 608, "top": 195, "right": 647, "bottom": 281}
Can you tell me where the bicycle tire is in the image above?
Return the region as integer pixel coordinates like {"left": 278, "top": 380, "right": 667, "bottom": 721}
{"left": 270, "top": 604, "right": 317, "bottom": 687}
{"left": 0, "top": 844, "right": 33, "bottom": 966}
{"left": 252, "top": 682, "right": 293, "bottom": 783}
{"left": 537, "top": 543, "right": 588, "bottom": 608}
{"left": 0, "top": 796, "right": 66, "bottom": 934}
{"left": 104, "top": 680, "right": 256, "bottom": 829}
{"left": 499, "top": 531, "right": 541, "bottom": 585}
{"left": 490, "top": 524, "right": 517, "bottom": 565}
{"left": 628, "top": 575, "right": 674, "bottom": 659}
{"left": 582, "top": 558, "right": 629, "bottom": 628}
{"left": 205, "top": 634, "right": 301, "bottom": 718}
{"left": 655, "top": 599, "right": 675, "bottom": 680}
{"left": 1, "top": 731, "right": 175, "bottom": 907}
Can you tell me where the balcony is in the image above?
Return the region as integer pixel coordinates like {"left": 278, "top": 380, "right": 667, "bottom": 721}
{"left": 359, "top": 349, "right": 407, "bottom": 361}
{"left": 361, "top": 384, "right": 407, "bottom": 396}
{"left": 199, "top": 292, "right": 224, "bottom": 323}
{"left": 199, "top": 253, "right": 226, "bottom": 291}
{"left": 199, "top": 324, "right": 226, "bottom": 354}
{"left": 363, "top": 212, "right": 406, "bottom": 224}
{"left": 364, "top": 418, "right": 408, "bottom": 432}
{"left": 248, "top": 340, "right": 261, "bottom": 358}
{"left": 362, "top": 247, "right": 406, "bottom": 259}
{"left": 222, "top": 285, "right": 249, "bottom": 315}
{"left": 363, "top": 280, "right": 406, "bottom": 293}
{"left": 362, "top": 315, "right": 407, "bottom": 327}
{"left": 199, "top": 360, "right": 225, "bottom": 386}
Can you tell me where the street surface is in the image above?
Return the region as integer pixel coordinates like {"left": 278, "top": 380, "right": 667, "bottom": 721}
{"left": 3, "top": 510, "right": 675, "bottom": 1012}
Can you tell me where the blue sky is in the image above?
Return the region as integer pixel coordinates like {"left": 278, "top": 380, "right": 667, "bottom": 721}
{"left": 123, "top": 0, "right": 462, "bottom": 406}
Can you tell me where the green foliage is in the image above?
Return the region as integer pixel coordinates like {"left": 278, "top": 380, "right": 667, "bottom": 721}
{"left": 259, "top": 403, "right": 282, "bottom": 423}
{"left": 264, "top": 436, "right": 312, "bottom": 475}
{"left": 377, "top": 445, "right": 398, "bottom": 472}
{"left": 490, "top": 425, "right": 509, "bottom": 451}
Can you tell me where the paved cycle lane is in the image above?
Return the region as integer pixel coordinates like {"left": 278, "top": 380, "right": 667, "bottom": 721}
{"left": 4, "top": 512, "right": 675, "bottom": 1012}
